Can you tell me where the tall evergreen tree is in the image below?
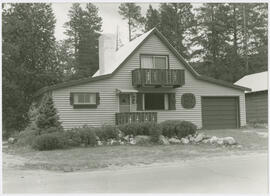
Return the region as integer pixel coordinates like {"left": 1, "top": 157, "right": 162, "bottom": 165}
{"left": 157, "top": 3, "right": 195, "bottom": 60}
{"left": 64, "top": 3, "right": 102, "bottom": 78}
{"left": 118, "top": 3, "right": 144, "bottom": 41}
{"left": 2, "top": 3, "right": 61, "bottom": 134}
{"left": 145, "top": 5, "right": 160, "bottom": 31}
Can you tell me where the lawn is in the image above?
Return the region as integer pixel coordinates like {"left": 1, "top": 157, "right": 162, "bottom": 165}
{"left": 3, "top": 127, "right": 268, "bottom": 172}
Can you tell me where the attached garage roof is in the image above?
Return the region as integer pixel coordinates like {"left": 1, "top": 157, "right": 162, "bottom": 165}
{"left": 234, "top": 71, "right": 268, "bottom": 93}
{"left": 35, "top": 28, "right": 250, "bottom": 97}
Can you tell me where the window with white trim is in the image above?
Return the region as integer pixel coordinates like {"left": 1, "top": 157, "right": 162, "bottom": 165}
{"left": 141, "top": 55, "right": 168, "bottom": 69}
{"left": 74, "top": 93, "right": 96, "bottom": 105}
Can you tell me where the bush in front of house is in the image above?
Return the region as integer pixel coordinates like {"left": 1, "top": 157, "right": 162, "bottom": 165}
{"left": 175, "top": 121, "right": 197, "bottom": 139}
{"left": 149, "top": 123, "right": 162, "bottom": 143}
{"left": 95, "top": 125, "right": 119, "bottom": 141}
{"left": 32, "top": 132, "right": 67, "bottom": 151}
{"left": 117, "top": 122, "right": 159, "bottom": 136}
{"left": 160, "top": 120, "right": 197, "bottom": 139}
{"left": 66, "top": 126, "right": 97, "bottom": 147}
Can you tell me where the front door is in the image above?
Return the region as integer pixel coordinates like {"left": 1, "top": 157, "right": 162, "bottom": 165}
{"left": 119, "top": 94, "right": 130, "bottom": 112}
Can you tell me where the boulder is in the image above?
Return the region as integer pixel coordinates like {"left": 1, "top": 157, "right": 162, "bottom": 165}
{"left": 168, "top": 137, "right": 181, "bottom": 144}
{"left": 194, "top": 133, "right": 205, "bottom": 143}
{"left": 202, "top": 139, "right": 209, "bottom": 144}
{"left": 159, "top": 135, "right": 170, "bottom": 145}
{"left": 123, "top": 135, "right": 130, "bottom": 141}
{"left": 97, "top": 141, "right": 103, "bottom": 146}
{"left": 223, "top": 137, "right": 236, "bottom": 145}
{"left": 135, "top": 135, "right": 151, "bottom": 145}
{"left": 189, "top": 136, "right": 195, "bottom": 142}
{"left": 8, "top": 137, "right": 16, "bottom": 144}
{"left": 209, "top": 136, "right": 218, "bottom": 144}
{"left": 181, "top": 138, "right": 189, "bottom": 144}
{"left": 216, "top": 138, "right": 224, "bottom": 145}
{"left": 129, "top": 138, "right": 136, "bottom": 145}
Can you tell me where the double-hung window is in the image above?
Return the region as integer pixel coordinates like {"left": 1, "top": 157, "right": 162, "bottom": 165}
{"left": 141, "top": 55, "right": 168, "bottom": 69}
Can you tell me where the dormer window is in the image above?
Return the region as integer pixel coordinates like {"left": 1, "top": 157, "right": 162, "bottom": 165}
{"left": 141, "top": 55, "right": 168, "bottom": 69}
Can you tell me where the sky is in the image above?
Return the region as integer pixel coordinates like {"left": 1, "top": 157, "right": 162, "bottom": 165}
{"left": 52, "top": 3, "right": 201, "bottom": 44}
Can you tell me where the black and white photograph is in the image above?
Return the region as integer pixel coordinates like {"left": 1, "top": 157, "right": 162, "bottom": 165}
{"left": 2, "top": 1, "right": 268, "bottom": 194}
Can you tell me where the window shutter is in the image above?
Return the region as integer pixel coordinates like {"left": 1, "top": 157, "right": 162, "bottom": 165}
{"left": 70, "top": 93, "right": 74, "bottom": 105}
{"left": 96, "top": 93, "right": 100, "bottom": 105}
{"left": 137, "top": 93, "right": 143, "bottom": 111}
{"left": 168, "top": 93, "right": 176, "bottom": 110}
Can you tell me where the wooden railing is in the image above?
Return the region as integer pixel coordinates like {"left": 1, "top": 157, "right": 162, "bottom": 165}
{"left": 132, "top": 69, "right": 185, "bottom": 88}
{"left": 115, "top": 112, "right": 157, "bottom": 125}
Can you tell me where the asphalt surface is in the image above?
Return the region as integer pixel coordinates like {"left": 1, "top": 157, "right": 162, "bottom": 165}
{"left": 3, "top": 153, "right": 268, "bottom": 194}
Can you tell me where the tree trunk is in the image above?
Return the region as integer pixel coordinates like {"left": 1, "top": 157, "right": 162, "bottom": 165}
{"left": 243, "top": 4, "right": 249, "bottom": 74}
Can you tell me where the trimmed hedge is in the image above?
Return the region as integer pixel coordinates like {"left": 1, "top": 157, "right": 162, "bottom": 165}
{"left": 160, "top": 120, "right": 197, "bottom": 138}
{"left": 32, "top": 132, "right": 67, "bottom": 151}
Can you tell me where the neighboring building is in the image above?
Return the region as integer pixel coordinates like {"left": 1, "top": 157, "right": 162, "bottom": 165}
{"left": 235, "top": 71, "right": 268, "bottom": 123}
{"left": 36, "top": 28, "right": 250, "bottom": 130}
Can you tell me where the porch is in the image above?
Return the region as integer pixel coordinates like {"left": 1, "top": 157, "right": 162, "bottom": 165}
{"left": 115, "top": 112, "right": 157, "bottom": 125}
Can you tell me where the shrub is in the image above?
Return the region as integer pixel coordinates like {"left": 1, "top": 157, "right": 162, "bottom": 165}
{"left": 160, "top": 120, "right": 181, "bottom": 138}
{"left": 16, "top": 128, "right": 38, "bottom": 146}
{"left": 149, "top": 123, "right": 162, "bottom": 143}
{"left": 95, "top": 125, "right": 119, "bottom": 141}
{"left": 160, "top": 120, "right": 197, "bottom": 138}
{"left": 175, "top": 121, "right": 197, "bottom": 139}
{"left": 117, "top": 122, "right": 158, "bottom": 136}
{"left": 32, "top": 132, "right": 67, "bottom": 151}
{"left": 69, "top": 127, "right": 97, "bottom": 146}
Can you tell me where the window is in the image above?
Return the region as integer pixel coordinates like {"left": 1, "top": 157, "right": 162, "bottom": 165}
{"left": 137, "top": 93, "right": 176, "bottom": 111}
{"left": 141, "top": 55, "right": 168, "bottom": 69}
{"left": 70, "top": 92, "right": 100, "bottom": 109}
{"left": 74, "top": 93, "right": 96, "bottom": 104}
{"left": 144, "top": 93, "right": 165, "bottom": 110}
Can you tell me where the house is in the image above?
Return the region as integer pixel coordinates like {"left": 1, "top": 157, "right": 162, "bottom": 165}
{"left": 235, "top": 71, "right": 268, "bottom": 123}
{"left": 35, "top": 28, "right": 250, "bottom": 130}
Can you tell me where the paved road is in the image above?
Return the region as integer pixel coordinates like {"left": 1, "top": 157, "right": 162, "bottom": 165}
{"left": 3, "top": 153, "right": 268, "bottom": 194}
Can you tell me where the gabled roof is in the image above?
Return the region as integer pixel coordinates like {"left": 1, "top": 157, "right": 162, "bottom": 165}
{"left": 234, "top": 71, "right": 268, "bottom": 93}
{"left": 35, "top": 28, "right": 250, "bottom": 96}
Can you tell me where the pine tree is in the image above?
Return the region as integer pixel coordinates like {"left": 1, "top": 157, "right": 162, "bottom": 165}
{"left": 158, "top": 3, "right": 195, "bottom": 60}
{"left": 36, "top": 95, "right": 62, "bottom": 133}
{"left": 118, "top": 3, "right": 144, "bottom": 41}
{"left": 2, "top": 3, "right": 61, "bottom": 134}
{"left": 145, "top": 5, "right": 160, "bottom": 31}
{"left": 64, "top": 3, "right": 102, "bottom": 79}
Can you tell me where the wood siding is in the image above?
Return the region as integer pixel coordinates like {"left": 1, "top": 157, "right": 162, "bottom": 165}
{"left": 52, "top": 34, "right": 246, "bottom": 129}
{"left": 246, "top": 91, "right": 268, "bottom": 123}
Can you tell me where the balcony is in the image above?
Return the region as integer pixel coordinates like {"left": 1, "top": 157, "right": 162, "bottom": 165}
{"left": 115, "top": 112, "right": 157, "bottom": 125}
{"left": 132, "top": 69, "right": 185, "bottom": 88}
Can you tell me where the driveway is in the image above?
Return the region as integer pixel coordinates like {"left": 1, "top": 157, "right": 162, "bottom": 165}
{"left": 3, "top": 153, "right": 268, "bottom": 194}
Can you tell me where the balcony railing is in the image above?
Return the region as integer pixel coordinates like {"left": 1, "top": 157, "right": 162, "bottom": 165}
{"left": 132, "top": 69, "right": 185, "bottom": 88}
{"left": 115, "top": 112, "right": 157, "bottom": 125}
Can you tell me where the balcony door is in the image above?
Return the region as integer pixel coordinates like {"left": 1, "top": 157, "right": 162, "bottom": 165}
{"left": 119, "top": 94, "right": 130, "bottom": 112}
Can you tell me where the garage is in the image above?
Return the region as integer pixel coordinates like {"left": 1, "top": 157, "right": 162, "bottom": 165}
{"left": 201, "top": 97, "right": 240, "bottom": 129}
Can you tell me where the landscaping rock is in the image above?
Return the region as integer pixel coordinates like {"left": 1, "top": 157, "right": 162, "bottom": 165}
{"left": 202, "top": 139, "right": 210, "bottom": 144}
{"left": 123, "top": 135, "right": 130, "bottom": 141}
{"left": 168, "top": 137, "right": 181, "bottom": 144}
{"left": 209, "top": 136, "right": 218, "bottom": 144}
{"left": 216, "top": 138, "right": 224, "bottom": 145}
{"left": 8, "top": 137, "right": 16, "bottom": 144}
{"left": 159, "top": 135, "right": 170, "bottom": 145}
{"left": 194, "top": 133, "right": 205, "bottom": 143}
{"left": 236, "top": 144, "right": 243, "bottom": 148}
{"left": 181, "top": 138, "right": 189, "bottom": 144}
{"left": 97, "top": 141, "right": 103, "bottom": 146}
{"left": 189, "top": 136, "right": 195, "bottom": 142}
{"left": 129, "top": 138, "right": 136, "bottom": 145}
{"left": 118, "top": 131, "right": 125, "bottom": 138}
{"left": 223, "top": 137, "right": 236, "bottom": 145}
{"left": 135, "top": 135, "right": 151, "bottom": 145}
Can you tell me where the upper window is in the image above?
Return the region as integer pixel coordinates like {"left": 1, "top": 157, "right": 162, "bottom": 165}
{"left": 74, "top": 93, "right": 96, "bottom": 105}
{"left": 141, "top": 55, "right": 168, "bottom": 69}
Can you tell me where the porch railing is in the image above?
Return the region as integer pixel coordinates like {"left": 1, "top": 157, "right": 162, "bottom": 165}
{"left": 115, "top": 112, "right": 157, "bottom": 125}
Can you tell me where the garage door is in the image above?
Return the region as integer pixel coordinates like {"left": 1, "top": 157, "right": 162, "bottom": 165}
{"left": 202, "top": 97, "right": 239, "bottom": 129}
